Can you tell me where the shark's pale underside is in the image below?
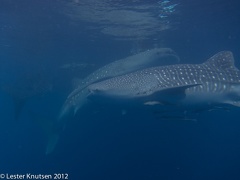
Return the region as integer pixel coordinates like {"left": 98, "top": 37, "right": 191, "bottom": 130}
{"left": 88, "top": 51, "right": 240, "bottom": 108}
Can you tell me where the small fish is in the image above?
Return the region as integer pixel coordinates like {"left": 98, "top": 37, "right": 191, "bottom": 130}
{"left": 144, "top": 101, "right": 163, "bottom": 105}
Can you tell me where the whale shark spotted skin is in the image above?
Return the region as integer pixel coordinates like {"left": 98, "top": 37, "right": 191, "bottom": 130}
{"left": 88, "top": 51, "right": 240, "bottom": 107}
{"left": 59, "top": 48, "right": 179, "bottom": 119}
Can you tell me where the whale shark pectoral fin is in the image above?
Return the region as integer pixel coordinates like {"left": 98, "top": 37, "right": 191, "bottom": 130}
{"left": 149, "top": 84, "right": 201, "bottom": 104}
{"left": 153, "top": 84, "right": 201, "bottom": 97}
{"left": 170, "top": 84, "right": 200, "bottom": 94}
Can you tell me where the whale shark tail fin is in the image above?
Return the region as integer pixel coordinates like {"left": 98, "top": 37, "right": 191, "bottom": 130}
{"left": 29, "top": 111, "right": 61, "bottom": 154}
{"left": 45, "top": 132, "right": 59, "bottom": 155}
{"left": 45, "top": 120, "right": 66, "bottom": 155}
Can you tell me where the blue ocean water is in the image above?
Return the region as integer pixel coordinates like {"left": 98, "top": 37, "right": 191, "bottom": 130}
{"left": 1, "top": 0, "right": 240, "bottom": 179}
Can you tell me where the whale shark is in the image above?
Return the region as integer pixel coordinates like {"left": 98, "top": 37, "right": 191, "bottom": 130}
{"left": 58, "top": 48, "right": 179, "bottom": 119}
{"left": 88, "top": 51, "right": 240, "bottom": 108}
{"left": 44, "top": 48, "right": 179, "bottom": 154}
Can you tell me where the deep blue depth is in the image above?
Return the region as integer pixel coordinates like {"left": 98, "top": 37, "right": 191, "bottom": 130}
{"left": 1, "top": 0, "right": 240, "bottom": 179}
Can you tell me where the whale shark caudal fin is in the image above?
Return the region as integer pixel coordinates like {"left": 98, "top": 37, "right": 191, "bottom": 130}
{"left": 41, "top": 120, "right": 61, "bottom": 155}
{"left": 29, "top": 111, "right": 60, "bottom": 154}
{"left": 42, "top": 121, "right": 61, "bottom": 155}
{"left": 45, "top": 132, "right": 59, "bottom": 155}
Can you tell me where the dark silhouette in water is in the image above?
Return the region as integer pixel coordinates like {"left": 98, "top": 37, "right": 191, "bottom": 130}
{"left": 0, "top": 73, "right": 52, "bottom": 120}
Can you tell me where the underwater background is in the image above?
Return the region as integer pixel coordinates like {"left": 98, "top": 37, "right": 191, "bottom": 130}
{"left": 1, "top": 0, "right": 240, "bottom": 179}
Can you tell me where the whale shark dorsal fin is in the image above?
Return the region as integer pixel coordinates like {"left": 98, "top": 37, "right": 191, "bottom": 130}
{"left": 203, "top": 51, "right": 238, "bottom": 71}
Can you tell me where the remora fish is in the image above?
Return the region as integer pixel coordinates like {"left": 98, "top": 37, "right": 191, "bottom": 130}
{"left": 59, "top": 48, "right": 179, "bottom": 119}
{"left": 88, "top": 51, "right": 240, "bottom": 107}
